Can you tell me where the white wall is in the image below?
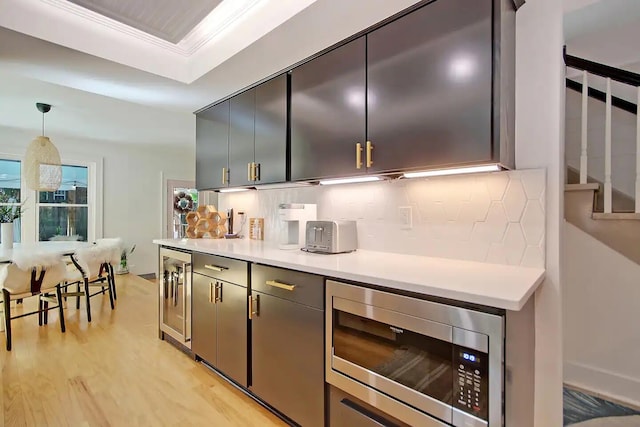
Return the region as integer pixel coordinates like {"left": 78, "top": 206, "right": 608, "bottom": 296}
{"left": 516, "top": 0, "right": 565, "bottom": 425}
{"left": 218, "top": 169, "right": 546, "bottom": 268}
{"left": 565, "top": 86, "right": 638, "bottom": 198}
{"left": 563, "top": 222, "right": 640, "bottom": 406}
{"left": 0, "top": 126, "right": 195, "bottom": 275}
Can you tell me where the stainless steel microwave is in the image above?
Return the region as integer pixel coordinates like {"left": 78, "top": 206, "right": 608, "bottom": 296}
{"left": 325, "top": 280, "right": 505, "bottom": 427}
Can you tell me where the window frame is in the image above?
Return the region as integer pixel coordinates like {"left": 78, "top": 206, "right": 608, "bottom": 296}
{"left": 35, "top": 161, "right": 96, "bottom": 243}
{"left": 0, "top": 157, "right": 24, "bottom": 243}
{"left": 0, "top": 153, "right": 100, "bottom": 244}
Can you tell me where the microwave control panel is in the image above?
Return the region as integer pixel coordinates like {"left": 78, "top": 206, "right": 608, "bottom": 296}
{"left": 453, "top": 345, "right": 489, "bottom": 421}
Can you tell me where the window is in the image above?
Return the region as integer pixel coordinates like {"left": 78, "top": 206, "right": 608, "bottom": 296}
{"left": 38, "top": 165, "right": 89, "bottom": 242}
{"left": 0, "top": 159, "right": 22, "bottom": 243}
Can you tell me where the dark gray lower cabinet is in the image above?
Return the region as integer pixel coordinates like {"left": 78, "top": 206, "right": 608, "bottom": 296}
{"left": 191, "top": 272, "right": 247, "bottom": 387}
{"left": 250, "top": 291, "right": 324, "bottom": 427}
{"left": 192, "top": 272, "right": 217, "bottom": 365}
{"left": 216, "top": 280, "right": 247, "bottom": 386}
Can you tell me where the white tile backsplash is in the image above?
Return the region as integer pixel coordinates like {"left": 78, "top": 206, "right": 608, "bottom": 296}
{"left": 218, "top": 169, "right": 546, "bottom": 268}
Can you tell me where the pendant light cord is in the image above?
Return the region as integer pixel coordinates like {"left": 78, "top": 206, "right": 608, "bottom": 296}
{"left": 42, "top": 111, "right": 45, "bottom": 136}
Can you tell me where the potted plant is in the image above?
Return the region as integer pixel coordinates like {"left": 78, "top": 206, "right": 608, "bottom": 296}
{"left": 0, "top": 189, "right": 24, "bottom": 249}
{"left": 117, "top": 244, "right": 136, "bottom": 274}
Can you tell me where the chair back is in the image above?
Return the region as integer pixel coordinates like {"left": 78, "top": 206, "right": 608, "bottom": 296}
{"left": 73, "top": 245, "right": 117, "bottom": 279}
{"left": 0, "top": 253, "right": 66, "bottom": 294}
{"left": 95, "top": 238, "right": 122, "bottom": 266}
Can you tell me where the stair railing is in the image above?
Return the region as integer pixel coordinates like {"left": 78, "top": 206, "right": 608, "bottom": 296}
{"left": 564, "top": 48, "right": 640, "bottom": 213}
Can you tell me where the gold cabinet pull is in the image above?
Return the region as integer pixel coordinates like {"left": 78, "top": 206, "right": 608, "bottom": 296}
{"left": 248, "top": 294, "right": 259, "bottom": 319}
{"left": 253, "top": 162, "right": 260, "bottom": 181}
{"left": 366, "top": 141, "right": 373, "bottom": 168}
{"left": 209, "top": 282, "right": 213, "bottom": 303}
{"left": 356, "top": 142, "right": 363, "bottom": 169}
{"left": 266, "top": 280, "right": 296, "bottom": 291}
{"left": 214, "top": 282, "right": 222, "bottom": 303}
{"left": 204, "top": 264, "right": 227, "bottom": 272}
{"left": 248, "top": 163, "right": 252, "bottom": 181}
{"left": 222, "top": 167, "right": 228, "bottom": 185}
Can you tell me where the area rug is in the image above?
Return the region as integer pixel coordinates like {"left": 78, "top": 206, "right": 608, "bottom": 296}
{"left": 564, "top": 388, "right": 640, "bottom": 426}
{"left": 570, "top": 416, "right": 640, "bottom": 426}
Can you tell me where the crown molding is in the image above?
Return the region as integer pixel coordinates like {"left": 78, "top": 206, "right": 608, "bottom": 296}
{"left": 41, "top": 0, "right": 264, "bottom": 57}
{"left": 178, "top": 0, "right": 263, "bottom": 56}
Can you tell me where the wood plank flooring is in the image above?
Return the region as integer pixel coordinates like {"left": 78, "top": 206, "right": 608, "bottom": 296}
{"left": 0, "top": 274, "right": 286, "bottom": 427}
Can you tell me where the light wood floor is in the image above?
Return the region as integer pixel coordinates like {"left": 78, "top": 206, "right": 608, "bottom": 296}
{"left": 0, "top": 274, "right": 286, "bottom": 427}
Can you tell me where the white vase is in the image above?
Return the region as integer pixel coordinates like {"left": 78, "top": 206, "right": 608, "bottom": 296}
{"left": 1, "top": 222, "right": 14, "bottom": 249}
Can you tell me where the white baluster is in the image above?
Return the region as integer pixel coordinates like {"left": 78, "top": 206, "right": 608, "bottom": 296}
{"left": 605, "top": 78, "right": 613, "bottom": 214}
{"left": 636, "top": 86, "right": 640, "bottom": 213}
{"left": 580, "top": 70, "right": 588, "bottom": 184}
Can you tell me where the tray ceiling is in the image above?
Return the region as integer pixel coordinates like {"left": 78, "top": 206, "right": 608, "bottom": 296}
{"left": 67, "top": 0, "right": 223, "bottom": 44}
{"left": 0, "top": 0, "right": 318, "bottom": 83}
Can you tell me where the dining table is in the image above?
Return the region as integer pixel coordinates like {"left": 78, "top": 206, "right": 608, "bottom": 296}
{"left": 0, "top": 241, "right": 94, "bottom": 332}
{"left": 0, "top": 241, "right": 93, "bottom": 264}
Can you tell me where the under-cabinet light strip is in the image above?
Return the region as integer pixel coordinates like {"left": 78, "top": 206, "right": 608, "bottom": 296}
{"left": 318, "top": 176, "right": 381, "bottom": 186}
{"left": 218, "top": 188, "right": 251, "bottom": 193}
{"left": 403, "top": 164, "right": 500, "bottom": 179}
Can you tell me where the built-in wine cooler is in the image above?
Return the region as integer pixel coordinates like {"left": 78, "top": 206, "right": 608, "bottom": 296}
{"left": 159, "top": 247, "right": 192, "bottom": 349}
{"left": 326, "top": 280, "right": 506, "bottom": 427}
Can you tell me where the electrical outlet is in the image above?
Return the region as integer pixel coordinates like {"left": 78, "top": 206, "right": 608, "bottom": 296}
{"left": 399, "top": 206, "right": 412, "bottom": 229}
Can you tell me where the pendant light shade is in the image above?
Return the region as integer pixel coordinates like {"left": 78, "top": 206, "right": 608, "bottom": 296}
{"left": 25, "top": 103, "right": 62, "bottom": 191}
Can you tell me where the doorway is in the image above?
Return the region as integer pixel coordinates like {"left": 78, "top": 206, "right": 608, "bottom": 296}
{"left": 165, "top": 179, "right": 197, "bottom": 238}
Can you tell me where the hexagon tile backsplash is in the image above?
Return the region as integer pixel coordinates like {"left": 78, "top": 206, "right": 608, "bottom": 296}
{"left": 218, "top": 169, "right": 546, "bottom": 268}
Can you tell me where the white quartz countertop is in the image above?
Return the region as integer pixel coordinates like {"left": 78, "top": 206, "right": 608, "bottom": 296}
{"left": 153, "top": 238, "right": 545, "bottom": 311}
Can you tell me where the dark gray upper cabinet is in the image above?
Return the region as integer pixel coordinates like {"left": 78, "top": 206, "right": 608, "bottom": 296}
{"left": 196, "top": 0, "right": 515, "bottom": 185}
{"left": 254, "top": 74, "right": 288, "bottom": 184}
{"left": 290, "top": 37, "right": 366, "bottom": 181}
{"left": 367, "top": 0, "right": 493, "bottom": 174}
{"left": 229, "top": 88, "right": 256, "bottom": 188}
{"left": 228, "top": 74, "right": 288, "bottom": 187}
{"left": 196, "top": 100, "right": 229, "bottom": 190}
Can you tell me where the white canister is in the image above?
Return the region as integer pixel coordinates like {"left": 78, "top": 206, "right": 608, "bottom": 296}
{"left": 1, "top": 222, "right": 14, "bottom": 249}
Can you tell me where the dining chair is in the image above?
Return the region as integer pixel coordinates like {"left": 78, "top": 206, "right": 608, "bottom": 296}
{"left": 67, "top": 244, "right": 117, "bottom": 322}
{"left": 0, "top": 253, "right": 67, "bottom": 351}
{"left": 94, "top": 238, "right": 122, "bottom": 300}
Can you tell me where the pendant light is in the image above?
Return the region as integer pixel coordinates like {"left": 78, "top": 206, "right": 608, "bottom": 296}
{"left": 25, "top": 102, "right": 62, "bottom": 191}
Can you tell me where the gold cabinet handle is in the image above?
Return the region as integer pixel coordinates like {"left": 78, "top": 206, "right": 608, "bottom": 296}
{"left": 214, "top": 282, "right": 222, "bottom": 303}
{"left": 204, "top": 264, "right": 227, "bottom": 272}
{"left": 248, "top": 294, "right": 259, "bottom": 319}
{"left": 253, "top": 162, "right": 260, "bottom": 182}
{"left": 356, "top": 142, "right": 363, "bottom": 169}
{"left": 222, "top": 167, "right": 228, "bottom": 185}
{"left": 366, "top": 141, "right": 373, "bottom": 168}
{"left": 266, "top": 280, "right": 296, "bottom": 291}
{"left": 248, "top": 163, "right": 252, "bottom": 181}
{"left": 209, "top": 282, "right": 214, "bottom": 303}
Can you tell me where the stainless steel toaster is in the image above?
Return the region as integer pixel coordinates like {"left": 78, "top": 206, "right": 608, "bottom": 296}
{"left": 304, "top": 220, "right": 357, "bottom": 254}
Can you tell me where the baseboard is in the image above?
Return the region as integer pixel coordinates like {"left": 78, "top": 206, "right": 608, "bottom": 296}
{"left": 564, "top": 361, "right": 640, "bottom": 408}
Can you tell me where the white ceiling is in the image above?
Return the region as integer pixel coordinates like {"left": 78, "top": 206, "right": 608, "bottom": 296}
{"left": 66, "top": 0, "right": 223, "bottom": 44}
{"left": 563, "top": 0, "right": 640, "bottom": 105}
{"left": 564, "top": 0, "right": 640, "bottom": 70}
{"left": 0, "top": 0, "right": 425, "bottom": 147}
